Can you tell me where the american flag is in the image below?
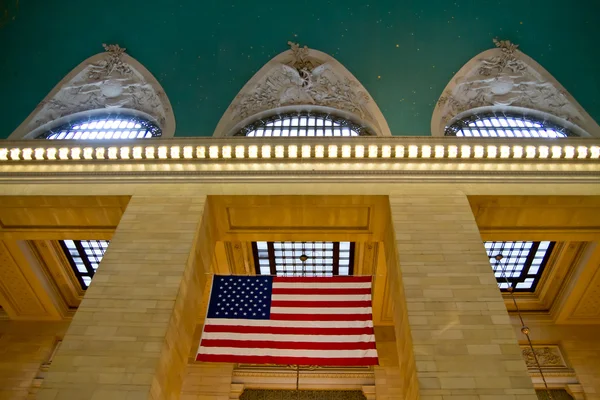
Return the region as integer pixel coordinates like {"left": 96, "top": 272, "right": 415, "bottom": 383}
{"left": 196, "top": 275, "right": 378, "bottom": 366}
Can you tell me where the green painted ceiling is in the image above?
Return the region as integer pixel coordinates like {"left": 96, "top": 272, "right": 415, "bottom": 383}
{"left": 1, "top": 0, "right": 599, "bottom": 138}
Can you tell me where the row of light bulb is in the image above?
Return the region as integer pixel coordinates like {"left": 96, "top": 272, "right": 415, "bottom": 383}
{"left": 1, "top": 143, "right": 599, "bottom": 161}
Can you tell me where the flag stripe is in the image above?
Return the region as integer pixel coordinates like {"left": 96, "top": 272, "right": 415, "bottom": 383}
{"left": 274, "top": 276, "right": 372, "bottom": 283}
{"left": 203, "top": 325, "right": 374, "bottom": 335}
{"left": 271, "top": 294, "right": 370, "bottom": 302}
{"left": 273, "top": 282, "right": 371, "bottom": 289}
{"left": 271, "top": 307, "right": 372, "bottom": 315}
{"left": 271, "top": 300, "right": 372, "bottom": 308}
{"left": 204, "top": 318, "right": 373, "bottom": 328}
{"left": 270, "top": 313, "right": 373, "bottom": 321}
{"left": 271, "top": 287, "right": 371, "bottom": 295}
{"left": 200, "top": 339, "right": 377, "bottom": 350}
{"left": 196, "top": 354, "right": 379, "bottom": 366}
{"left": 197, "top": 347, "right": 378, "bottom": 358}
{"left": 201, "top": 332, "right": 375, "bottom": 343}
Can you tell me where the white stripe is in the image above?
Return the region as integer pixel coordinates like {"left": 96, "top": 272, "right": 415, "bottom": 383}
{"left": 204, "top": 318, "right": 373, "bottom": 328}
{"left": 197, "top": 347, "right": 378, "bottom": 358}
{"left": 273, "top": 282, "right": 371, "bottom": 289}
{"left": 201, "top": 332, "right": 375, "bottom": 343}
{"left": 271, "top": 294, "right": 371, "bottom": 302}
{"left": 271, "top": 307, "right": 372, "bottom": 315}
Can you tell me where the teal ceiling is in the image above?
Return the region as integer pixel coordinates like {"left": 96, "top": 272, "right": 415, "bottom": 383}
{"left": 1, "top": 0, "right": 599, "bottom": 138}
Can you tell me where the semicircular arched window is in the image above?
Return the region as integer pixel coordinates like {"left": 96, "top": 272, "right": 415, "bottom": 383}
{"left": 235, "top": 112, "right": 372, "bottom": 137}
{"left": 36, "top": 114, "right": 162, "bottom": 140}
{"left": 445, "top": 112, "right": 573, "bottom": 138}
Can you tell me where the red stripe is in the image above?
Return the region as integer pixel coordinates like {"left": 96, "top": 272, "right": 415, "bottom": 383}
{"left": 270, "top": 313, "right": 372, "bottom": 321}
{"left": 273, "top": 276, "right": 372, "bottom": 283}
{"left": 196, "top": 354, "right": 379, "bottom": 366}
{"left": 203, "top": 325, "right": 374, "bottom": 335}
{"left": 200, "top": 339, "right": 376, "bottom": 350}
{"left": 272, "top": 287, "right": 371, "bottom": 295}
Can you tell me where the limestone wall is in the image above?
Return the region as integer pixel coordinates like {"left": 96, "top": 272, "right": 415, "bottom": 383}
{"left": 0, "top": 320, "right": 69, "bottom": 399}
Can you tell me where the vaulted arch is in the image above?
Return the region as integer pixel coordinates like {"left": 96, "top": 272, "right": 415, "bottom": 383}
{"left": 9, "top": 44, "right": 175, "bottom": 139}
{"left": 432, "top": 39, "right": 600, "bottom": 137}
{"left": 214, "top": 42, "right": 390, "bottom": 137}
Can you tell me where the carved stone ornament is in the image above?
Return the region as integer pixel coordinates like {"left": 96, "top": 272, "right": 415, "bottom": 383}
{"left": 10, "top": 44, "right": 175, "bottom": 139}
{"left": 214, "top": 42, "right": 391, "bottom": 136}
{"left": 431, "top": 38, "right": 600, "bottom": 137}
{"left": 521, "top": 345, "right": 567, "bottom": 369}
{"left": 239, "top": 389, "right": 367, "bottom": 400}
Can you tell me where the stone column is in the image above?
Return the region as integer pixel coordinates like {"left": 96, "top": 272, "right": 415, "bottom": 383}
{"left": 37, "top": 195, "right": 215, "bottom": 400}
{"left": 385, "top": 191, "right": 537, "bottom": 400}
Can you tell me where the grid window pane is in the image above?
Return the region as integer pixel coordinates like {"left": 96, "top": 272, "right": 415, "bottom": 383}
{"left": 37, "top": 114, "right": 161, "bottom": 140}
{"left": 486, "top": 241, "right": 555, "bottom": 292}
{"left": 237, "top": 112, "right": 372, "bottom": 137}
{"left": 60, "top": 240, "right": 110, "bottom": 289}
{"left": 252, "top": 241, "right": 354, "bottom": 277}
{"left": 445, "top": 113, "right": 572, "bottom": 138}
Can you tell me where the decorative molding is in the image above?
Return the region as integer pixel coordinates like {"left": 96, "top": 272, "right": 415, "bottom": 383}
{"left": 10, "top": 44, "right": 175, "bottom": 139}
{"left": 239, "top": 389, "right": 367, "bottom": 400}
{"left": 214, "top": 42, "right": 391, "bottom": 137}
{"left": 521, "top": 345, "right": 568, "bottom": 369}
{"left": 0, "top": 240, "right": 48, "bottom": 317}
{"left": 432, "top": 39, "right": 600, "bottom": 137}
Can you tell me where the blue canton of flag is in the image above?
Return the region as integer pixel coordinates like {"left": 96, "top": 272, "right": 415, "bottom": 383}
{"left": 207, "top": 275, "right": 273, "bottom": 320}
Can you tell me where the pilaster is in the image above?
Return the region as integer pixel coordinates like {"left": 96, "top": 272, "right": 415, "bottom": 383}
{"left": 386, "top": 191, "right": 537, "bottom": 399}
{"left": 37, "top": 195, "right": 216, "bottom": 400}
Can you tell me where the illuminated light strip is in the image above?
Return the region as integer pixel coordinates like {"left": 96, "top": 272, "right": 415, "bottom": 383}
{"left": 315, "top": 145, "right": 324, "bottom": 158}
{"left": 421, "top": 145, "right": 431, "bottom": 158}
{"left": 10, "top": 148, "right": 21, "bottom": 161}
{"left": 368, "top": 145, "right": 378, "bottom": 158}
{"left": 22, "top": 148, "right": 33, "bottom": 160}
{"left": 448, "top": 145, "right": 458, "bottom": 158}
{"left": 59, "top": 148, "right": 70, "bottom": 160}
{"left": 222, "top": 146, "right": 232, "bottom": 159}
{"left": 0, "top": 144, "right": 598, "bottom": 162}
{"left": 408, "top": 145, "right": 418, "bottom": 158}
{"left": 301, "top": 145, "right": 311, "bottom": 158}
{"left": 145, "top": 146, "right": 155, "bottom": 159}
{"left": 35, "top": 148, "right": 46, "bottom": 160}
{"left": 473, "top": 145, "right": 484, "bottom": 159}
{"left": 328, "top": 145, "right": 338, "bottom": 158}
{"left": 235, "top": 145, "right": 245, "bottom": 159}
{"left": 381, "top": 145, "right": 391, "bottom": 158}
{"left": 434, "top": 145, "right": 444, "bottom": 158}
{"left": 341, "top": 145, "right": 351, "bottom": 158}
{"left": 158, "top": 146, "right": 168, "bottom": 159}
{"left": 262, "top": 145, "right": 271, "bottom": 158}
{"left": 394, "top": 145, "right": 405, "bottom": 158}
{"left": 355, "top": 145, "right": 365, "bottom": 158}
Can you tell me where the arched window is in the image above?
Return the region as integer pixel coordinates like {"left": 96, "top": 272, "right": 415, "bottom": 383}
{"left": 37, "top": 114, "right": 161, "bottom": 140}
{"left": 236, "top": 112, "right": 371, "bottom": 137}
{"left": 445, "top": 112, "right": 571, "bottom": 138}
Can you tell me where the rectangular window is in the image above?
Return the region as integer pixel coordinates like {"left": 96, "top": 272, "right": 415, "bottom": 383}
{"left": 60, "top": 240, "right": 109, "bottom": 289}
{"left": 252, "top": 241, "right": 354, "bottom": 277}
{"left": 485, "top": 241, "right": 555, "bottom": 291}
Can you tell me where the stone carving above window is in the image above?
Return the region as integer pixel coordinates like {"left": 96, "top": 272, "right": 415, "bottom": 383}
{"left": 521, "top": 345, "right": 567, "bottom": 369}
{"left": 215, "top": 42, "right": 390, "bottom": 137}
{"left": 10, "top": 44, "right": 175, "bottom": 139}
{"left": 432, "top": 39, "right": 600, "bottom": 137}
